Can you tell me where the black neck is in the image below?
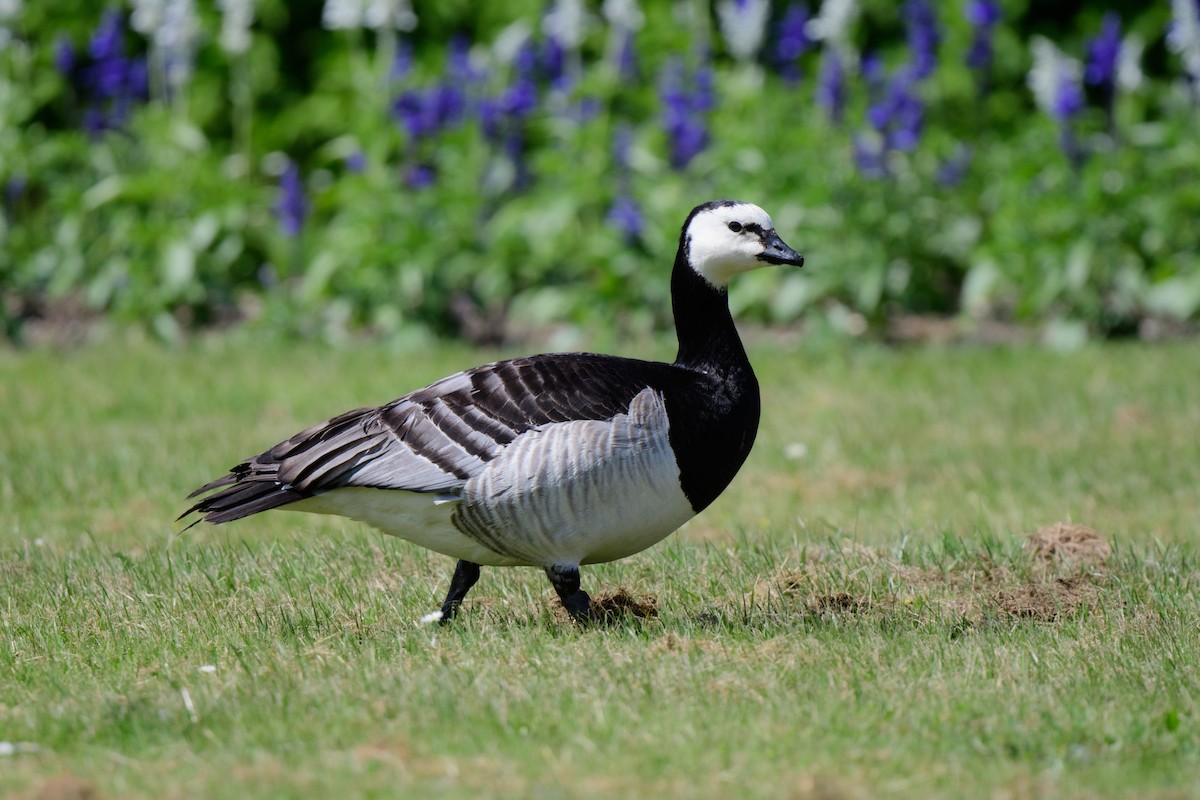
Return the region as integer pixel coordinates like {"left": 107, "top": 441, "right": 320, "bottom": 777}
{"left": 670, "top": 241, "right": 750, "bottom": 372}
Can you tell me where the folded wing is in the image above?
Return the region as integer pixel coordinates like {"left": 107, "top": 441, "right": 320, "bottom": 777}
{"left": 182, "top": 354, "right": 679, "bottom": 526}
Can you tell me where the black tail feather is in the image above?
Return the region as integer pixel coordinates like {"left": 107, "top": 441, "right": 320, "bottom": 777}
{"left": 179, "top": 477, "right": 308, "bottom": 526}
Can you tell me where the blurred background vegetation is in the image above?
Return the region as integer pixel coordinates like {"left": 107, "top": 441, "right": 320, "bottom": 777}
{"left": 1, "top": 0, "right": 1198, "bottom": 346}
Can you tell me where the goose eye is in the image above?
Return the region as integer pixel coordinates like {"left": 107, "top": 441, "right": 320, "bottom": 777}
{"left": 727, "top": 221, "right": 743, "bottom": 233}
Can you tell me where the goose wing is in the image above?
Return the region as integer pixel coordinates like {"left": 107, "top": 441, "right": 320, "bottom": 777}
{"left": 182, "top": 353, "right": 679, "bottom": 525}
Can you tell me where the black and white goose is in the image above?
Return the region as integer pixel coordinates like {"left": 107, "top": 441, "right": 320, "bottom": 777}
{"left": 182, "top": 200, "right": 804, "bottom": 622}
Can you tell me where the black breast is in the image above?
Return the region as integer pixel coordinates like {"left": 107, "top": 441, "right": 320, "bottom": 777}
{"left": 663, "top": 364, "right": 761, "bottom": 513}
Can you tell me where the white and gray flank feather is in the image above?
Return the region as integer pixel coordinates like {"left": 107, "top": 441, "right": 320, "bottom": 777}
{"left": 182, "top": 200, "right": 805, "bottom": 623}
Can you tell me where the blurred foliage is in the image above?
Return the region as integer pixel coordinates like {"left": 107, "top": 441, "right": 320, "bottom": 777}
{"left": 1, "top": 0, "right": 1198, "bottom": 344}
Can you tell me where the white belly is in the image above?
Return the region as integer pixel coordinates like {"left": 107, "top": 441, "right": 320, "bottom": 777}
{"left": 290, "top": 488, "right": 525, "bottom": 566}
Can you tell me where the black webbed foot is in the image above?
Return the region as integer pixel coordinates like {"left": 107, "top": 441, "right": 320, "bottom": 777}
{"left": 432, "top": 560, "right": 481, "bottom": 624}
{"left": 545, "top": 564, "right": 592, "bottom": 623}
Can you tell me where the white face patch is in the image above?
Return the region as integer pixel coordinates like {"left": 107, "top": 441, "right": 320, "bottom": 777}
{"left": 685, "top": 202, "right": 779, "bottom": 288}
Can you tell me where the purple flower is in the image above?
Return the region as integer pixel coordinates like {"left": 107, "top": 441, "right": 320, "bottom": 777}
{"left": 1029, "top": 36, "right": 1087, "bottom": 166}
{"left": 935, "top": 144, "right": 973, "bottom": 188}
{"left": 861, "top": 52, "right": 885, "bottom": 88}
{"left": 501, "top": 78, "right": 538, "bottom": 118}
{"left": 473, "top": 40, "right": 545, "bottom": 186}
{"left": 478, "top": 97, "right": 503, "bottom": 141}
{"left": 571, "top": 96, "right": 601, "bottom": 122}
{"left": 693, "top": 64, "right": 716, "bottom": 112}
{"left": 774, "top": 4, "right": 812, "bottom": 83}
{"left": 966, "top": 0, "right": 1001, "bottom": 27}
{"left": 88, "top": 10, "right": 124, "bottom": 62}
{"left": 392, "top": 85, "right": 466, "bottom": 141}
{"left": 345, "top": 151, "right": 366, "bottom": 173}
{"left": 433, "top": 84, "right": 467, "bottom": 126}
{"left": 816, "top": 49, "right": 845, "bottom": 123}
{"left": 1085, "top": 13, "right": 1122, "bottom": 88}
{"left": 541, "top": 35, "right": 569, "bottom": 90}
{"left": 125, "top": 58, "right": 149, "bottom": 97}
{"left": 5, "top": 174, "right": 27, "bottom": 218}
{"left": 446, "top": 35, "right": 478, "bottom": 83}
{"left": 393, "top": 90, "right": 434, "bottom": 139}
{"left": 852, "top": 134, "right": 887, "bottom": 179}
{"left": 514, "top": 40, "right": 538, "bottom": 80}
{"left": 1053, "top": 76, "right": 1085, "bottom": 121}
{"left": 607, "top": 195, "right": 644, "bottom": 241}
{"left": 392, "top": 40, "right": 413, "bottom": 80}
{"left": 965, "top": 0, "right": 1001, "bottom": 74}
{"left": 275, "top": 161, "right": 308, "bottom": 238}
{"left": 67, "top": 10, "right": 149, "bottom": 135}
{"left": 776, "top": 4, "right": 812, "bottom": 63}
{"left": 83, "top": 107, "right": 105, "bottom": 135}
{"left": 87, "top": 56, "right": 129, "bottom": 99}
{"left": 903, "top": 0, "right": 940, "bottom": 80}
{"left": 617, "top": 30, "right": 638, "bottom": 79}
{"left": 613, "top": 123, "right": 634, "bottom": 170}
{"left": 504, "top": 130, "right": 531, "bottom": 188}
{"left": 404, "top": 163, "right": 436, "bottom": 190}
{"left": 867, "top": 69, "right": 925, "bottom": 151}
{"left": 54, "top": 36, "right": 77, "bottom": 76}
{"left": 658, "top": 58, "right": 713, "bottom": 170}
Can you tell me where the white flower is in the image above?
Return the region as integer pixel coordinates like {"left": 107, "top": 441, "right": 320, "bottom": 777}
{"left": 419, "top": 610, "right": 444, "bottom": 625}
{"left": 364, "top": 0, "right": 417, "bottom": 32}
{"left": 217, "top": 0, "right": 254, "bottom": 55}
{"left": 322, "top": 0, "right": 362, "bottom": 30}
{"left": 493, "top": 19, "right": 533, "bottom": 66}
{"left": 133, "top": 0, "right": 196, "bottom": 91}
{"left": 1167, "top": 0, "right": 1200, "bottom": 91}
{"left": 1117, "top": 32, "right": 1145, "bottom": 92}
{"left": 130, "top": 0, "right": 166, "bottom": 36}
{"left": 602, "top": 0, "right": 643, "bottom": 31}
{"left": 542, "top": 0, "right": 590, "bottom": 50}
{"left": 198, "top": 664, "right": 218, "bottom": 673}
{"left": 0, "top": 0, "right": 21, "bottom": 21}
{"left": 159, "top": 0, "right": 197, "bottom": 90}
{"left": 806, "top": 0, "right": 859, "bottom": 53}
{"left": 716, "top": 0, "right": 771, "bottom": 62}
{"left": 1028, "top": 36, "right": 1081, "bottom": 117}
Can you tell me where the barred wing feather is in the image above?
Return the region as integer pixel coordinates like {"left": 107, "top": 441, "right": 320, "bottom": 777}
{"left": 182, "top": 354, "right": 677, "bottom": 525}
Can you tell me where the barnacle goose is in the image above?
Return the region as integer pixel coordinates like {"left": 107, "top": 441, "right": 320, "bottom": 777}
{"left": 182, "top": 200, "right": 804, "bottom": 622}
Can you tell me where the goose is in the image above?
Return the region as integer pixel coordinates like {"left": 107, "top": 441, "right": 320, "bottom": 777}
{"left": 182, "top": 200, "right": 804, "bottom": 622}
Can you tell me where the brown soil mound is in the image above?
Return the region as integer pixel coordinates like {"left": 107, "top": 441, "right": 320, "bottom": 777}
{"left": 993, "top": 577, "right": 1099, "bottom": 621}
{"left": 739, "top": 531, "right": 1111, "bottom": 626}
{"left": 36, "top": 776, "right": 99, "bottom": 800}
{"left": 1026, "top": 523, "right": 1110, "bottom": 567}
{"left": 548, "top": 587, "right": 659, "bottom": 625}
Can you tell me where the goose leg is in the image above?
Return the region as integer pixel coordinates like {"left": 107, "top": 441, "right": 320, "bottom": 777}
{"left": 545, "top": 564, "right": 592, "bottom": 622}
{"left": 437, "top": 560, "right": 481, "bottom": 623}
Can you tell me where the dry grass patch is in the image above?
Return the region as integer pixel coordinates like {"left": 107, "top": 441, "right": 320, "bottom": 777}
{"left": 993, "top": 577, "right": 1100, "bottom": 621}
{"left": 1025, "top": 522, "right": 1111, "bottom": 567}
{"left": 34, "top": 775, "right": 99, "bottom": 800}
{"left": 739, "top": 524, "right": 1113, "bottom": 627}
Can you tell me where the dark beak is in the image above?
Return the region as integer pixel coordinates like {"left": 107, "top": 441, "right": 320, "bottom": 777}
{"left": 757, "top": 230, "right": 805, "bottom": 267}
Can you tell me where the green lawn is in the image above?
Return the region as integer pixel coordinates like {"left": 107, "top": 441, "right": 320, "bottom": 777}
{"left": 2, "top": 334, "right": 1198, "bottom": 798}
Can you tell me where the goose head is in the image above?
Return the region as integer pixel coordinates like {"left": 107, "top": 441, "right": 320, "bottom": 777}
{"left": 682, "top": 200, "right": 804, "bottom": 289}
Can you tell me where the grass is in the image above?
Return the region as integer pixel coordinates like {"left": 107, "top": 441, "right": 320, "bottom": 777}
{"left": 2, "top": 332, "right": 1199, "bottom": 798}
